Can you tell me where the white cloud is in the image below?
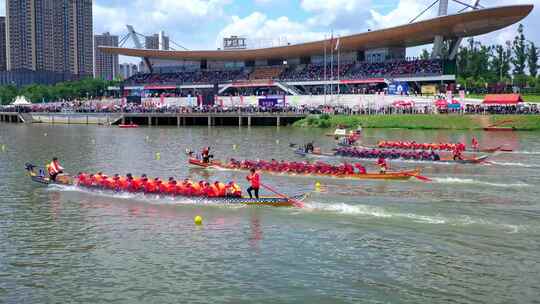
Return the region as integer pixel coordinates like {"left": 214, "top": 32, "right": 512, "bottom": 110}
{"left": 217, "top": 12, "right": 332, "bottom": 49}
{"left": 301, "top": 0, "right": 373, "bottom": 29}
{"left": 94, "top": 0, "right": 232, "bottom": 48}
{"left": 366, "top": 0, "right": 540, "bottom": 56}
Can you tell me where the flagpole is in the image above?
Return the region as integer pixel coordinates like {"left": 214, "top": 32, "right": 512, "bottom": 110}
{"left": 330, "top": 29, "right": 334, "bottom": 105}
{"left": 337, "top": 35, "right": 340, "bottom": 100}
{"left": 323, "top": 34, "right": 327, "bottom": 105}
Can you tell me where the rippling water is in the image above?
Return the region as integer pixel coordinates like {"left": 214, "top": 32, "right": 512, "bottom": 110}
{"left": 1, "top": 123, "right": 540, "bottom": 303}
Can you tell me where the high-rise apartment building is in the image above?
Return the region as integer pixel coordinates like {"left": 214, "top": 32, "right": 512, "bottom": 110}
{"left": 94, "top": 32, "right": 119, "bottom": 80}
{"left": 5, "top": 0, "right": 93, "bottom": 77}
{"left": 145, "top": 32, "right": 169, "bottom": 50}
{"left": 0, "top": 17, "right": 6, "bottom": 71}
{"left": 119, "top": 63, "right": 139, "bottom": 79}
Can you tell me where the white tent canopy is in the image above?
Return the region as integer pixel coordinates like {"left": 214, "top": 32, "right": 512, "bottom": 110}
{"left": 12, "top": 96, "right": 32, "bottom": 106}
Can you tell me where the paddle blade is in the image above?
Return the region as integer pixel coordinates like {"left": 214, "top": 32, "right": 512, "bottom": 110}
{"left": 413, "top": 175, "right": 432, "bottom": 182}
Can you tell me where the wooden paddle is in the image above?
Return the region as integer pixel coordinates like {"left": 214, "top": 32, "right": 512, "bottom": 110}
{"left": 406, "top": 173, "right": 432, "bottom": 182}
{"left": 260, "top": 183, "right": 304, "bottom": 208}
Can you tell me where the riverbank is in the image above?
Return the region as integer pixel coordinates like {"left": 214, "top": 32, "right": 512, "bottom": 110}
{"left": 293, "top": 114, "right": 540, "bottom": 130}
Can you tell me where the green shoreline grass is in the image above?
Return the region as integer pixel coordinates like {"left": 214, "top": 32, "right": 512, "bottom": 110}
{"left": 293, "top": 114, "right": 540, "bottom": 131}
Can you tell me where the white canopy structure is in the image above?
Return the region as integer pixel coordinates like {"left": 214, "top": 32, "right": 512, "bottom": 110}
{"left": 12, "top": 96, "right": 32, "bottom": 106}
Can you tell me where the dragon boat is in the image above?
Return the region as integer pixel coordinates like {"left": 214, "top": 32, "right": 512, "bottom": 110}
{"left": 188, "top": 158, "right": 422, "bottom": 181}
{"left": 370, "top": 141, "right": 512, "bottom": 153}
{"left": 294, "top": 149, "right": 489, "bottom": 164}
{"left": 25, "top": 163, "right": 306, "bottom": 207}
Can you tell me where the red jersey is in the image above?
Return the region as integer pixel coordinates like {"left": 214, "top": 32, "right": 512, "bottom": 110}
{"left": 247, "top": 172, "right": 260, "bottom": 188}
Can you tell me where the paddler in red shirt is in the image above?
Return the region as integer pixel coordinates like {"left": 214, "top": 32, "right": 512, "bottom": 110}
{"left": 77, "top": 172, "right": 88, "bottom": 186}
{"left": 377, "top": 157, "right": 387, "bottom": 174}
{"left": 453, "top": 145, "right": 464, "bottom": 160}
{"left": 163, "top": 177, "right": 176, "bottom": 195}
{"left": 471, "top": 137, "right": 479, "bottom": 151}
{"left": 354, "top": 163, "right": 367, "bottom": 174}
{"left": 246, "top": 168, "right": 260, "bottom": 199}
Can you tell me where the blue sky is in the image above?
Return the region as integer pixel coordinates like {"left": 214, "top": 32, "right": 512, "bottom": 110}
{"left": 91, "top": 0, "right": 539, "bottom": 63}
{"left": 0, "top": 0, "right": 538, "bottom": 63}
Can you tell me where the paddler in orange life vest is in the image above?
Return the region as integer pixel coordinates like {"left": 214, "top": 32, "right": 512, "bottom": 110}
{"left": 226, "top": 181, "right": 242, "bottom": 197}
{"left": 246, "top": 168, "right": 260, "bottom": 199}
{"left": 46, "top": 157, "right": 64, "bottom": 181}
{"left": 377, "top": 156, "right": 387, "bottom": 174}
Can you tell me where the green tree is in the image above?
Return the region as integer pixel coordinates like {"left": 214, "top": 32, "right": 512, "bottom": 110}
{"left": 512, "top": 24, "right": 528, "bottom": 77}
{"left": 513, "top": 74, "right": 528, "bottom": 88}
{"left": 0, "top": 85, "right": 19, "bottom": 105}
{"left": 419, "top": 49, "right": 430, "bottom": 60}
{"left": 490, "top": 42, "right": 512, "bottom": 81}
{"left": 528, "top": 42, "right": 538, "bottom": 77}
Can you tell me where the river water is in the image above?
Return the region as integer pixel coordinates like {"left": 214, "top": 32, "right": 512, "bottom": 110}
{"left": 1, "top": 123, "right": 539, "bottom": 303}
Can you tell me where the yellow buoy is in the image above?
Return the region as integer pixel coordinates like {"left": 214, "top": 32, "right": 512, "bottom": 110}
{"left": 315, "top": 181, "right": 321, "bottom": 191}
{"left": 155, "top": 152, "right": 161, "bottom": 160}
{"left": 194, "top": 215, "right": 203, "bottom": 225}
{"left": 232, "top": 144, "right": 237, "bottom": 150}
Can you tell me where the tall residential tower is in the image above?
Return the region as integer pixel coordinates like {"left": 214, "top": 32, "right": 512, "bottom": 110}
{"left": 94, "top": 32, "right": 119, "bottom": 80}
{"left": 5, "top": 0, "right": 93, "bottom": 77}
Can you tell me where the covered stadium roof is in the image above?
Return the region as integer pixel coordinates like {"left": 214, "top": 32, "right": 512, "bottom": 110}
{"left": 100, "top": 4, "right": 533, "bottom": 61}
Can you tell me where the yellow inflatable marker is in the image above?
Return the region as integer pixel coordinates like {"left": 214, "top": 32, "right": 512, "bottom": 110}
{"left": 155, "top": 152, "right": 161, "bottom": 160}
{"left": 233, "top": 144, "right": 237, "bottom": 150}
{"left": 315, "top": 181, "right": 321, "bottom": 192}
{"left": 194, "top": 215, "right": 203, "bottom": 225}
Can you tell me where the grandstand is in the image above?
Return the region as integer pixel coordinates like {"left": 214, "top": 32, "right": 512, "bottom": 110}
{"left": 102, "top": 4, "right": 532, "bottom": 104}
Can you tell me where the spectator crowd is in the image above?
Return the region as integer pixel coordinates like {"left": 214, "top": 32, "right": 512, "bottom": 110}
{"left": 124, "top": 59, "right": 443, "bottom": 85}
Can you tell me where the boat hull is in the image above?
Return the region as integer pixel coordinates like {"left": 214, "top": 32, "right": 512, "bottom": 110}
{"left": 188, "top": 158, "right": 420, "bottom": 180}
{"left": 119, "top": 124, "right": 139, "bottom": 128}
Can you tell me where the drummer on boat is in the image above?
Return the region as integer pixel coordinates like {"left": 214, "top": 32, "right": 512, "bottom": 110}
{"left": 46, "top": 157, "right": 64, "bottom": 181}
{"left": 202, "top": 147, "right": 212, "bottom": 163}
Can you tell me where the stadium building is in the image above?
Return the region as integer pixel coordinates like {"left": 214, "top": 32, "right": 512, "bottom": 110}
{"left": 101, "top": 4, "right": 533, "bottom": 107}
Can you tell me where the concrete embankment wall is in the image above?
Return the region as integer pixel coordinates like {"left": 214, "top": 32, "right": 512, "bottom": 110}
{"left": 31, "top": 113, "right": 120, "bottom": 125}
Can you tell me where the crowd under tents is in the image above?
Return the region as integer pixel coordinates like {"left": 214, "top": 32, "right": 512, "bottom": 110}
{"left": 483, "top": 94, "right": 524, "bottom": 105}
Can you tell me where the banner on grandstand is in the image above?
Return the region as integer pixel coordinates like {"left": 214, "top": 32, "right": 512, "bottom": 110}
{"left": 421, "top": 85, "right": 437, "bottom": 95}
{"left": 388, "top": 82, "right": 408, "bottom": 95}
{"left": 259, "top": 98, "right": 278, "bottom": 107}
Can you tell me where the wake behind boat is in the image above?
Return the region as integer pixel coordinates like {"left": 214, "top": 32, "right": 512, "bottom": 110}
{"left": 188, "top": 158, "right": 423, "bottom": 181}
{"left": 25, "top": 163, "right": 306, "bottom": 207}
